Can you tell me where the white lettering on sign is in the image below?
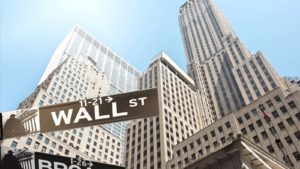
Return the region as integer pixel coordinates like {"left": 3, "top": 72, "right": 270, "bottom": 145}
{"left": 39, "top": 159, "right": 52, "bottom": 169}
{"left": 51, "top": 110, "right": 73, "bottom": 126}
{"left": 94, "top": 104, "right": 110, "bottom": 120}
{"left": 74, "top": 107, "right": 93, "bottom": 123}
{"left": 129, "top": 97, "right": 147, "bottom": 107}
{"left": 38, "top": 159, "right": 82, "bottom": 169}
{"left": 138, "top": 97, "right": 147, "bottom": 105}
{"left": 50, "top": 102, "right": 129, "bottom": 126}
{"left": 112, "top": 102, "right": 128, "bottom": 117}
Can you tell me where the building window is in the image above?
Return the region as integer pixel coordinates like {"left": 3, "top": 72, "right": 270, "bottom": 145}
{"left": 261, "top": 131, "right": 268, "bottom": 139}
{"left": 256, "top": 120, "right": 263, "bottom": 127}
{"left": 272, "top": 110, "right": 279, "bottom": 118}
{"left": 267, "top": 145, "right": 274, "bottom": 153}
{"left": 218, "top": 126, "right": 223, "bottom": 132}
{"left": 44, "top": 138, "right": 50, "bottom": 144}
{"left": 293, "top": 151, "right": 300, "bottom": 161}
{"left": 274, "top": 96, "right": 281, "bottom": 102}
{"left": 280, "top": 106, "right": 287, "bottom": 114}
{"left": 278, "top": 122, "right": 285, "bottom": 130}
{"left": 190, "top": 143, "right": 194, "bottom": 149}
{"left": 183, "top": 146, "right": 187, "bottom": 153}
{"left": 51, "top": 142, "right": 56, "bottom": 148}
{"left": 225, "top": 122, "right": 231, "bottom": 128}
{"left": 253, "top": 136, "right": 260, "bottom": 143}
{"left": 39, "top": 100, "right": 44, "bottom": 106}
{"left": 286, "top": 118, "right": 295, "bottom": 126}
{"left": 58, "top": 146, "right": 63, "bottom": 152}
{"left": 221, "top": 137, "right": 226, "bottom": 144}
{"left": 248, "top": 124, "right": 255, "bottom": 131}
{"left": 266, "top": 100, "right": 273, "bottom": 107}
{"left": 269, "top": 127, "right": 277, "bottom": 134}
{"left": 295, "top": 112, "right": 300, "bottom": 121}
{"left": 294, "top": 131, "right": 300, "bottom": 140}
{"left": 237, "top": 117, "right": 243, "bottom": 124}
{"left": 34, "top": 142, "right": 40, "bottom": 149}
{"left": 65, "top": 149, "right": 70, "bottom": 155}
{"left": 244, "top": 113, "right": 250, "bottom": 120}
{"left": 251, "top": 109, "right": 258, "bottom": 115}
{"left": 285, "top": 136, "right": 293, "bottom": 144}
{"left": 241, "top": 128, "right": 247, "bottom": 135}
{"left": 11, "top": 141, "right": 18, "bottom": 148}
{"left": 288, "top": 101, "right": 296, "bottom": 109}
{"left": 213, "top": 141, "right": 219, "bottom": 148}
{"left": 37, "top": 134, "right": 43, "bottom": 140}
{"left": 26, "top": 138, "right": 32, "bottom": 145}
{"left": 198, "top": 149, "right": 203, "bottom": 156}
{"left": 41, "top": 146, "right": 47, "bottom": 153}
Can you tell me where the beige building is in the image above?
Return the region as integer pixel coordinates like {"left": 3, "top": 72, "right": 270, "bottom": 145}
{"left": 125, "top": 52, "right": 203, "bottom": 169}
{"left": 179, "top": 0, "right": 283, "bottom": 126}
{"left": 167, "top": 86, "right": 300, "bottom": 168}
{"left": 1, "top": 57, "right": 123, "bottom": 166}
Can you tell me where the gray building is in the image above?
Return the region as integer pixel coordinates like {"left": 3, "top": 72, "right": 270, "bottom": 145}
{"left": 179, "top": 0, "right": 283, "bottom": 126}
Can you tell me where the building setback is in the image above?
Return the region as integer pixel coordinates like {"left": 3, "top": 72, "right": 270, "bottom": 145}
{"left": 167, "top": 86, "right": 300, "bottom": 168}
{"left": 125, "top": 52, "right": 203, "bottom": 169}
{"left": 179, "top": 0, "right": 283, "bottom": 126}
{"left": 1, "top": 57, "right": 123, "bottom": 166}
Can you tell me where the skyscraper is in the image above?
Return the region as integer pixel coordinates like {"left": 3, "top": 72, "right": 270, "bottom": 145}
{"left": 38, "top": 25, "right": 141, "bottom": 163}
{"left": 179, "top": 0, "right": 283, "bottom": 126}
{"left": 40, "top": 25, "right": 140, "bottom": 96}
{"left": 1, "top": 57, "right": 124, "bottom": 166}
{"left": 1, "top": 25, "right": 141, "bottom": 166}
{"left": 125, "top": 52, "right": 203, "bottom": 169}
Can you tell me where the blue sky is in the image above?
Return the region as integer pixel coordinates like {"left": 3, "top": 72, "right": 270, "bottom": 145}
{"left": 1, "top": 0, "right": 300, "bottom": 112}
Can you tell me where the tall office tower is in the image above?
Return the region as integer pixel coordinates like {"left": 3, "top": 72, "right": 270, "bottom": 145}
{"left": 39, "top": 25, "right": 140, "bottom": 139}
{"left": 125, "top": 52, "right": 203, "bottom": 169}
{"left": 179, "top": 0, "right": 282, "bottom": 126}
{"left": 37, "top": 25, "right": 141, "bottom": 163}
{"left": 1, "top": 57, "right": 124, "bottom": 165}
